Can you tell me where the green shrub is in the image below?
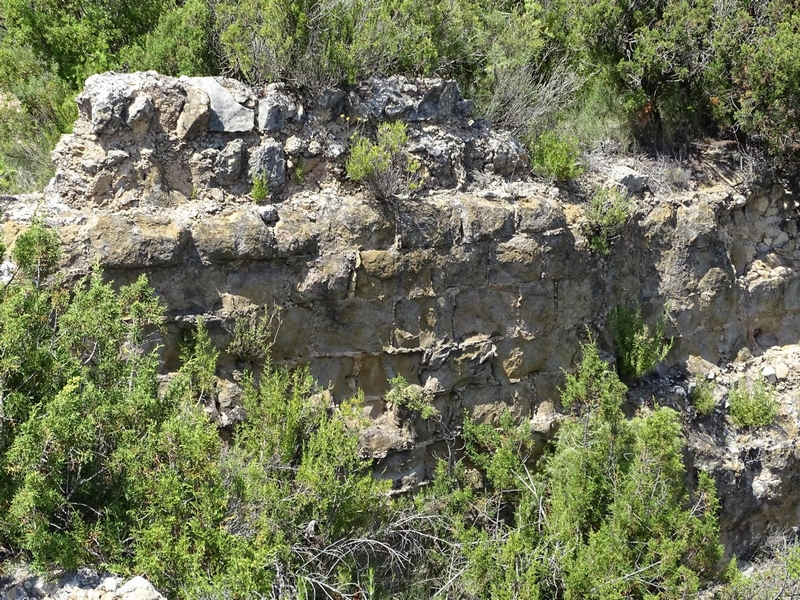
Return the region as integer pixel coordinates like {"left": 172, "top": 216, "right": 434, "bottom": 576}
{"left": 561, "top": 337, "right": 628, "bottom": 426}
{"left": 346, "top": 121, "right": 420, "bottom": 200}
{"left": 10, "top": 221, "right": 61, "bottom": 285}
{"left": 0, "top": 0, "right": 170, "bottom": 83}
{"left": 386, "top": 375, "right": 437, "bottom": 420}
{"left": 609, "top": 304, "right": 673, "bottom": 379}
{"left": 250, "top": 170, "right": 269, "bottom": 202}
{"left": 446, "top": 340, "right": 722, "bottom": 599}
{"left": 692, "top": 379, "right": 716, "bottom": 416}
{"left": 117, "top": 0, "right": 214, "bottom": 76}
{"left": 0, "top": 43, "right": 75, "bottom": 194}
{"left": 729, "top": 378, "right": 778, "bottom": 429}
{"left": 226, "top": 306, "right": 279, "bottom": 365}
{"left": 742, "top": 20, "right": 800, "bottom": 166}
{"left": 718, "top": 537, "right": 800, "bottom": 599}
{"left": 530, "top": 130, "right": 584, "bottom": 181}
{"left": 582, "top": 186, "right": 633, "bottom": 255}
{"left": 0, "top": 221, "right": 725, "bottom": 598}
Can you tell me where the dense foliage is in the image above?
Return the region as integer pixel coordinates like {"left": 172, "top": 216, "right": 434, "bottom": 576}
{"left": 2, "top": 0, "right": 800, "bottom": 192}
{"left": 0, "top": 223, "right": 728, "bottom": 597}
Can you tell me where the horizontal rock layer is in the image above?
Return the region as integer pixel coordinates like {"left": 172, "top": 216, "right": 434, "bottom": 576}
{"left": 3, "top": 72, "right": 800, "bottom": 560}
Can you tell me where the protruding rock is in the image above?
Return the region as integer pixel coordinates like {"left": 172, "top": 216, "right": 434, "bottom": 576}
{"left": 259, "top": 204, "right": 279, "bottom": 224}
{"left": 116, "top": 576, "right": 164, "bottom": 600}
{"left": 258, "top": 85, "right": 297, "bottom": 132}
{"left": 125, "top": 94, "right": 154, "bottom": 136}
{"left": 775, "top": 362, "right": 789, "bottom": 380}
{"left": 284, "top": 135, "right": 306, "bottom": 156}
{"left": 184, "top": 77, "right": 254, "bottom": 132}
{"left": 763, "top": 365, "right": 777, "bottom": 384}
{"left": 347, "top": 77, "right": 469, "bottom": 122}
{"left": 176, "top": 85, "right": 210, "bottom": 138}
{"left": 191, "top": 209, "right": 276, "bottom": 263}
{"left": 216, "top": 139, "right": 247, "bottom": 186}
{"left": 610, "top": 165, "right": 647, "bottom": 193}
{"left": 248, "top": 139, "right": 286, "bottom": 189}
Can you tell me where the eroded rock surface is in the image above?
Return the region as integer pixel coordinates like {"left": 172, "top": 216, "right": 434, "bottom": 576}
{"left": 3, "top": 72, "right": 800, "bottom": 561}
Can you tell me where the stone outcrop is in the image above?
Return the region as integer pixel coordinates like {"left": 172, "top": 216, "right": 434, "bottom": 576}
{"left": 3, "top": 71, "right": 800, "bottom": 562}
{"left": 0, "top": 568, "right": 163, "bottom": 600}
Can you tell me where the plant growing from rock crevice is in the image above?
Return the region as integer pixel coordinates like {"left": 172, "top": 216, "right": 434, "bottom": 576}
{"left": 609, "top": 304, "right": 673, "bottom": 379}
{"left": 583, "top": 186, "right": 633, "bottom": 255}
{"left": 691, "top": 379, "right": 716, "bottom": 417}
{"left": 385, "top": 375, "right": 437, "bottom": 420}
{"left": 250, "top": 169, "right": 269, "bottom": 202}
{"left": 346, "top": 121, "right": 421, "bottom": 200}
{"left": 729, "top": 377, "right": 778, "bottom": 429}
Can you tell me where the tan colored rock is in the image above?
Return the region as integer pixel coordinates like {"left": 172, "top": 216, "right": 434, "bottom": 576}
{"left": 176, "top": 85, "right": 210, "bottom": 139}
{"left": 88, "top": 214, "right": 189, "bottom": 269}
{"left": 776, "top": 362, "right": 789, "bottom": 380}
{"left": 192, "top": 210, "right": 276, "bottom": 263}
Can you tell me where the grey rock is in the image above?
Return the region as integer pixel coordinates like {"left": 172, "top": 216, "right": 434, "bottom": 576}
{"left": 347, "top": 77, "right": 468, "bottom": 123}
{"left": 176, "top": 85, "right": 210, "bottom": 139}
{"left": 317, "top": 88, "right": 346, "bottom": 113}
{"left": 216, "top": 139, "right": 247, "bottom": 186}
{"left": 116, "top": 576, "right": 164, "bottom": 600}
{"left": 414, "top": 79, "right": 461, "bottom": 121}
{"left": 306, "top": 140, "right": 323, "bottom": 156}
{"left": 184, "top": 77, "right": 254, "bottom": 132}
{"left": 103, "top": 150, "right": 129, "bottom": 168}
{"left": 248, "top": 139, "right": 285, "bottom": 189}
{"left": 259, "top": 204, "right": 279, "bottom": 224}
{"left": 610, "top": 165, "right": 647, "bottom": 193}
{"left": 284, "top": 135, "right": 306, "bottom": 156}
{"left": 763, "top": 365, "right": 778, "bottom": 384}
{"left": 258, "top": 86, "right": 297, "bottom": 132}
{"left": 125, "top": 94, "right": 153, "bottom": 136}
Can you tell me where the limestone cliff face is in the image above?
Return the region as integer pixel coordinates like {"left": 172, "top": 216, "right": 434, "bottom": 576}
{"left": 2, "top": 71, "right": 800, "bottom": 560}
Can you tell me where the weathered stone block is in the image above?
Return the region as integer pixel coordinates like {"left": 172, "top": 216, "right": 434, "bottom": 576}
{"left": 183, "top": 77, "right": 254, "bottom": 132}
{"left": 191, "top": 209, "right": 277, "bottom": 263}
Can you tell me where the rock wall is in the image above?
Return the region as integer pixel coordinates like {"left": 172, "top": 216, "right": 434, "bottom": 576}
{"left": 3, "top": 71, "right": 800, "bottom": 559}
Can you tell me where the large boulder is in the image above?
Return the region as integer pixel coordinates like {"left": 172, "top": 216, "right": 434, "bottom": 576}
{"left": 182, "top": 77, "right": 254, "bottom": 132}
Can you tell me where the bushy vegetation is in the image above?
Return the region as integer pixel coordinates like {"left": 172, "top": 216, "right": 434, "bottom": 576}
{"left": 385, "top": 375, "right": 437, "bottom": 420}
{"left": 692, "top": 379, "right": 717, "bottom": 417}
{"left": 346, "top": 121, "right": 421, "bottom": 200}
{"left": 0, "top": 223, "right": 727, "bottom": 597}
{"left": 4, "top": 0, "right": 800, "bottom": 193}
{"left": 249, "top": 170, "right": 270, "bottom": 202}
{"left": 721, "top": 536, "right": 800, "bottom": 599}
{"left": 530, "top": 130, "right": 584, "bottom": 182}
{"left": 609, "top": 304, "right": 673, "bottom": 380}
{"left": 446, "top": 340, "right": 723, "bottom": 599}
{"left": 582, "top": 187, "right": 633, "bottom": 255}
{"left": 728, "top": 377, "right": 779, "bottom": 429}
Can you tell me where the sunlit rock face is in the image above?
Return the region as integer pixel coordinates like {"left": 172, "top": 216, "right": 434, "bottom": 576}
{"left": 3, "top": 71, "right": 800, "bottom": 559}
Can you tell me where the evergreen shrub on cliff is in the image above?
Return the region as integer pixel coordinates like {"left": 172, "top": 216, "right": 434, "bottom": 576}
{"left": 0, "top": 224, "right": 725, "bottom": 598}
{"left": 346, "top": 121, "right": 421, "bottom": 199}
{"left": 0, "top": 225, "right": 409, "bottom": 596}
{"left": 728, "top": 377, "right": 778, "bottom": 429}
{"left": 609, "top": 304, "right": 673, "bottom": 379}
{"left": 430, "top": 340, "right": 723, "bottom": 599}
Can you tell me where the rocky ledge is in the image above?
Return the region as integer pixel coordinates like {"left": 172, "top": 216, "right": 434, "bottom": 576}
{"left": 2, "top": 72, "right": 800, "bottom": 562}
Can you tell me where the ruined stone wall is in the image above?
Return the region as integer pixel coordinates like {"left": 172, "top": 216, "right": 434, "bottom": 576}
{"left": 3, "top": 72, "right": 800, "bottom": 556}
